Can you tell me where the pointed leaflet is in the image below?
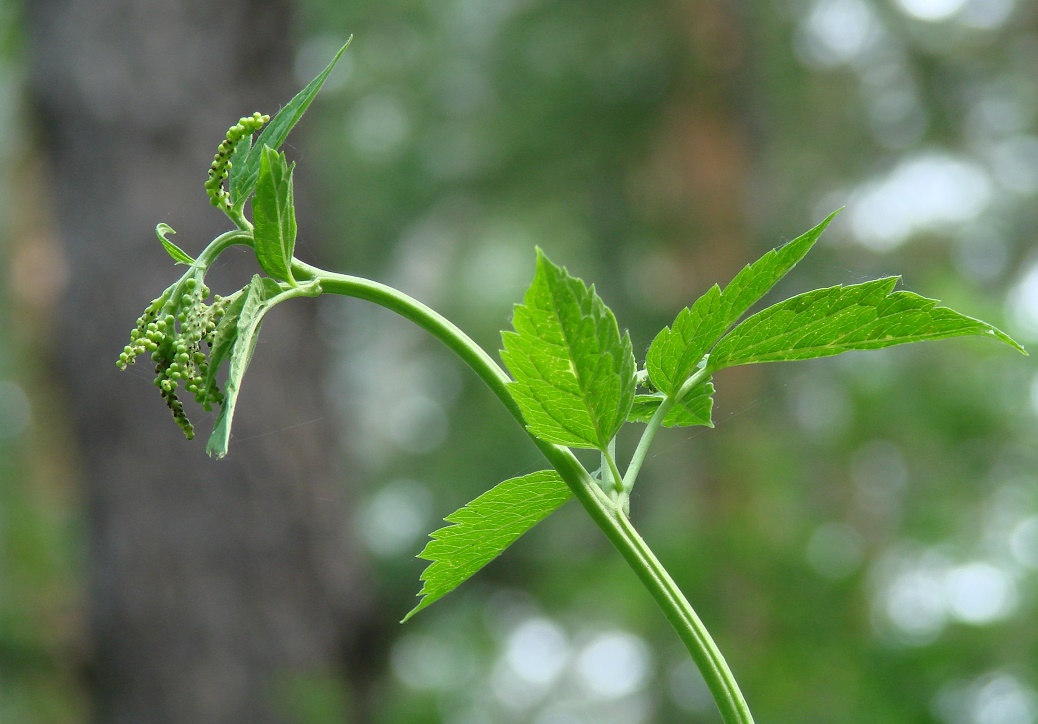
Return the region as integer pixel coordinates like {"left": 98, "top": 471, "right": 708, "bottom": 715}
{"left": 709, "top": 277, "right": 1026, "bottom": 370}
{"left": 252, "top": 146, "right": 297, "bottom": 284}
{"left": 645, "top": 285, "right": 726, "bottom": 397}
{"left": 501, "top": 250, "right": 636, "bottom": 450}
{"left": 206, "top": 275, "right": 284, "bottom": 459}
{"left": 155, "top": 223, "right": 195, "bottom": 265}
{"left": 646, "top": 212, "right": 838, "bottom": 395}
{"left": 229, "top": 38, "right": 352, "bottom": 209}
{"left": 404, "top": 470, "right": 572, "bottom": 622}
{"left": 628, "top": 381, "right": 715, "bottom": 428}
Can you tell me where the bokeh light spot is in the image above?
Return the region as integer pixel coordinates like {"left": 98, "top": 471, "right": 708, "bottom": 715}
{"left": 575, "top": 631, "right": 651, "bottom": 699}
{"left": 944, "top": 562, "right": 1017, "bottom": 625}
{"left": 893, "top": 0, "right": 967, "bottom": 22}
{"left": 358, "top": 479, "right": 432, "bottom": 557}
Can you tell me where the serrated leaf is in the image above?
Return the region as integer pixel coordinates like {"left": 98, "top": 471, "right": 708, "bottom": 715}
{"left": 206, "top": 275, "right": 285, "bottom": 458}
{"left": 501, "top": 250, "right": 636, "bottom": 450}
{"left": 403, "top": 470, "right": 572, "bottom": 622}
{"left": 155, "top": 223, "right": 195, "bottom": 265}
{"left": 717, "top": 210, "right": 839, "bottom": 329}
{"left": 645, "top": 285, "right": 726, "bottom": 396}
{"left": 253, "top": 146, "right": 297, "bottom": 284}
{"left": 646, "top": 212, "right": 838, "bottom": 396}
{"left": 709, "top": 277, "right": 1026, "bottom": 370}
{"left": 230, "top": 38, "right": 352, "bottom": 208}
{"left": 628, "top": 380, "right": 715, "bottom": 428}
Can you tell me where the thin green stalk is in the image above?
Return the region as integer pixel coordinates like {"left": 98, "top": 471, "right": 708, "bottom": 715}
{"left": 604, "top": 447, "right": 624, "bottom": 495}
{"left": 623, "top": 365, "right": 710, "bottom": 491}
{"left": 623, "top": 395, "right": 671, "bottom": 492}
{"left": 197, "top": 229, "right": 254, "bottom": 268}
{"left": 294, "top": 259, "right": 754, "bottom": 724}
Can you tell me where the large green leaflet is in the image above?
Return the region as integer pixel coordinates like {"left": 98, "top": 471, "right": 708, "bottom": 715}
{"left": 709, "top": 277, "right": 1026, "bottom": 369}
{"left": 646, "top": 211, "right": 838, "bottom": 396}
{"left": 252, "top": 146, "right": 297, "bottom": 284}
{"left": 501, "top": 250, "right": 636, "bottom": 450}
{"left": 228, "top": 38, "right": 352, "bottom": 209}
{"left": 404, "top": 470, "right": 573, "bottom": 622}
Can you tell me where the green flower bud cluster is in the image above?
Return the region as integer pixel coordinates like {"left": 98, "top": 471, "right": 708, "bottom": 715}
{"left": 204, "top": 111, "right": 270, "bottom": 210}
{"left": 117, "top": 274, "right": 233, "bottom": 439}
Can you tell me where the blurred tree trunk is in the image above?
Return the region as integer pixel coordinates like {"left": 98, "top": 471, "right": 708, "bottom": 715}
{"left": 23, "top": 1, "right": 369, "bottom": 721}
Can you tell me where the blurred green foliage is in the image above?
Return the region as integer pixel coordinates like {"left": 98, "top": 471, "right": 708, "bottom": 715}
{"left": 0, "top": 2, "right": 88, "bottom": 722}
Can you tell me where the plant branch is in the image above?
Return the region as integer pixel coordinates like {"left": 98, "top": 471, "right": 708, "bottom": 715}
{"left": 197, "top": 229, "right": 254, "bottom": 269}
{"left": 293, "top": 259, "right": 754, "bottom": 724}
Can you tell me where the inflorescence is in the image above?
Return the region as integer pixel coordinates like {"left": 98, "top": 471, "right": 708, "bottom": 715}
{"left": 204, "top": 112, "right": 270, "bottom": 211}
{"left": 117, "top": 275, "right": 237, "bottom": 439}
{"left": 119, "top": 111, "right": 270, "bottom": 437}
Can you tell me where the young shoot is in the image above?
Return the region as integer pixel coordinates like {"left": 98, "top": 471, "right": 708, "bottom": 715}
{"left": 117, "top": 41, "right": 1026, "bottom": 724}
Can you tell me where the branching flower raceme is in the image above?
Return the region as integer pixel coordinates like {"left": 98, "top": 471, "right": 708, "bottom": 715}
{"left": 116, "top": 39, "right": 1026, "bottom": 724}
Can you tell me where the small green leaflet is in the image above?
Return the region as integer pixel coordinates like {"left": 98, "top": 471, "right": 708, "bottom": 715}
{"left": 709, "top": 277, "right": 1026, "bottom": 370}
{"left": 229, "top": 38, "right": 352, "bottom": 209}
{"left": 646, "top": 212, "right": 838, "bottom": 396}
{"left": 206, "top": 275, "right": 284, "bottom": 459}
{"left": 252, "top": 146, "right": 297, "bottom": 284}
{"left": 645, "top": 285, "right": 725, "bottom": 397}
{"left": 155, "top": 223, "right": 195, "bottom": 265}
{"left": 404, "top": 470, "right": 573, "bottom": 622}
{"left": 200, "top": 287, "right": 249, "bottom": 409}
{"left": 501, "top": 250, "right": 636, "bottom": 450}
{"left": 628, "top": 380, "right": 715, "bottom": 428}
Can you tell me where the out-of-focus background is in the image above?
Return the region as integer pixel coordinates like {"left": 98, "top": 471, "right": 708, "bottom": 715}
{"left": 2, "top": 0, "right": 1038, "bottom": 722}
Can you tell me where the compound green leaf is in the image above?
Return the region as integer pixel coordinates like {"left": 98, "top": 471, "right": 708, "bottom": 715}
{"left": 501, "top": 250, "right": 636, "bottom": 450}
{"left": 646, "top": 212, "right": 837, "bottom": 396}
{"left": 207, "top": 275, "right": 284, "bottom": 459}
{"left": 628, "top": 380, "right": 715, "bottom": 428}
{"left": 155, "top": 223, "right": 195, "bottom": 265}
{"left": 403, "top": 470, "right": 572, "bottom": 622}
{"left": 710, "top": 277, "right": 1026, "bottom": 370}
{"left": 230, "top": 38, "right": 352, "bottom": 208}
{"left": 252, "top": 146, "right": 297, "bottom": 284}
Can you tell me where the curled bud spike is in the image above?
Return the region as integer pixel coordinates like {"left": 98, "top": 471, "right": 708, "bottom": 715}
{"left": 205, "top": 111, "right": 270, "bottom": 211}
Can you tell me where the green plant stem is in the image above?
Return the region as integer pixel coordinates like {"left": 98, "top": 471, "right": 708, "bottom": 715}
{"left": 293, "top": 260, "right": 754, "bottom": 724}
{"left": 604, "top": 447, "right": 625, "bottom": 495}
{"left": 624, "top": 365, "right": 710, "bottom": 491}
{"left": 197, "top": 229, "right": 254, "bottom": 268}
{"left": 624, "top": 396, "right": 671, "bottom": 492}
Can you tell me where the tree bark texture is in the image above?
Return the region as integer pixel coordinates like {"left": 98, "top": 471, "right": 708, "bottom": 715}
{"left": 23, "top": 2, "right": 369, "bottom": 721}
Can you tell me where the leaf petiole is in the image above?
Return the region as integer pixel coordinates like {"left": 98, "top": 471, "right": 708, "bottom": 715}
{"left": 623, "top": 362, "right": 710, "bottom": 492}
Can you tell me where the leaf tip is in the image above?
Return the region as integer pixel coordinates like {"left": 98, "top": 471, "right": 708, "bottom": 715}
{"left": 155, "top": 223, "right": 196, "bottom": 265}
{"left": 997, "top": 330, "right": 1028, "bottom": 355}
{"left": 400, "top": 604, "right": 422, "bottom": 624}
